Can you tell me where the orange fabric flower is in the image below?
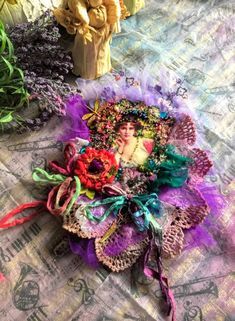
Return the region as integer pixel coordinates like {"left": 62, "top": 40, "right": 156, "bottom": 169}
{"left": 74, "top": 148, "right": 118, "bottom": 191}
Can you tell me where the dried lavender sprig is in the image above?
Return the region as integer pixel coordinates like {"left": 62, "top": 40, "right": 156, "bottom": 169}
{"left": 2, "top": 10, "right": 79, "bottom": 133}
{"left": 24, "top": 71, "right": 80, "bottom": 116}
{"left": 8, "top": 10, "right": 73, "bottom": 81}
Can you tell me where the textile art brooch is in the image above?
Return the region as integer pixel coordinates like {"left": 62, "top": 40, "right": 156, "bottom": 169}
{"left": 0, "top": 95, "right": 213, "bottom": 320}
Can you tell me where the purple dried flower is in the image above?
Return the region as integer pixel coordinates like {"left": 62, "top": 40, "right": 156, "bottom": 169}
{"left": 8, "top": 10, "right": 73, "bottom": 81}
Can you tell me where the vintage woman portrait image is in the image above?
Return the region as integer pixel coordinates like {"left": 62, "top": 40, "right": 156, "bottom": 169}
{"left": 113, "top": 116, "right": 155, "bottom": 167}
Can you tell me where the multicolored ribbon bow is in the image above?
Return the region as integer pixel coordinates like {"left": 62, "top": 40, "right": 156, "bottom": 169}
{"left": 82, "top": 184, "right": 175, "bottom": 321}
{"left": 84, "top": 190, "right": 161, "bottom": 232}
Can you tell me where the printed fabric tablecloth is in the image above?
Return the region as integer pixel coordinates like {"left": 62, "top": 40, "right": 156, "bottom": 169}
{"left": 0, "top": 0, "right": 234, "bottom": 320}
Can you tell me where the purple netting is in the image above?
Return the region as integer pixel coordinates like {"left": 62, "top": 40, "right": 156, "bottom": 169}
{"left": 60, "top": 94, "right": 90, "bottom": 141}
{"left": 159, "top": 182, "right": 228, "bottom": 250}
{"left": 159, "top": 185, "right": 205, "bottom": 209}
{"left": 69, "top": 235, "right": 101, "bottom": 269}
{"left": 195, "top": 182, "right": 227, "bottom": 217}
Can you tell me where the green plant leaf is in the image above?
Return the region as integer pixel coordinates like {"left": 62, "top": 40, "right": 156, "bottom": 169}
{"left": 0, "top": 113, "right": 13, "bottom": 123}
{"left": 12, "top": 87, "right": 25, "bottom": 94}
{"left": 0, "top": 30, "right": 6, "bottom": 55}
{"left": 1, "top": 56, "right": 14, "bottom": 77}
{"left": 0, "top": 18, "right": 29, "bottom": 130}
{"left": 5, "top": 36, "right": 14, "bottom": 59}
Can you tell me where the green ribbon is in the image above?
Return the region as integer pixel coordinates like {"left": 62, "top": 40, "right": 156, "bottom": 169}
{"left": 64, "top": 176, "right": 81, "bottom": 216}
{"left": 84, "top": 193, "right": 161, "bottom": 232}
{"left": 32, "top": 168, "right": 67, "bottom": 185}
{"left": 147, "top": 145, "right": 192, "bottom": 191}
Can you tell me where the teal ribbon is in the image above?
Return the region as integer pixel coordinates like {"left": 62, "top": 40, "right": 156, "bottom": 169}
{"left": 147, "top": 145, "right": 192, "bottom": 191}
{"left": 64, "top": 176, "right": 81, "bottom": 216}
{"left": 84, "top": 193, "right": 161, "bottom": 232}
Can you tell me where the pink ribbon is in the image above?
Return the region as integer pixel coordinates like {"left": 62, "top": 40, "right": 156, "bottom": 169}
{"left": 143, "top": 227, "right": 176, "bottom": 321}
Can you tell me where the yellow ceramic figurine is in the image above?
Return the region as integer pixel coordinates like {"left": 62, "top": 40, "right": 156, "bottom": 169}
{"left": 123, "top": 0, "right": 144, "bottom": 15}
{"left": 54, "top": 0, "right": 121, "bottom": 79}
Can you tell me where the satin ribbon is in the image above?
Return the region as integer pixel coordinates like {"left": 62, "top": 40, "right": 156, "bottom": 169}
{"left": 0, "top": 143, "right": 80, "bottom": 229}
{"left": 98, "top": 186, "right": 175, "bottom": 320}
{"left": 47, "top": 176, "right": 81, "bottom": 216}
{"left": 32, "top": 168, "right": 66, "bottom": 185}
{"left": 49, "top": 143, "right": 77, "bottom": 175}
{"left": 84, "top": 184, "right": 161, "bottom": 232}
{"left": 143, "top": 224, "right": 176, "bottom": 321}
{"left": 0, "top": 176, "right": 81, "bottom": 228}
{"left": 0, "top": 201, "right": 46, "bottom": 229}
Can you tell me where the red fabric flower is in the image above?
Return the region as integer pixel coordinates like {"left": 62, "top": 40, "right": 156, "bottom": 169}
{"left": 74, "top": 148, "right": 118, "bottom": 191}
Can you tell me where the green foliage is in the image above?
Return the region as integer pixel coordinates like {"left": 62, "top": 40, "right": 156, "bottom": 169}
{"left": 0, "top": 20, "right": 28, "bottom": 128}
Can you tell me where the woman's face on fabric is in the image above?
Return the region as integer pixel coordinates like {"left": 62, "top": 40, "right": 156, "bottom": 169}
{"left": 118, "top": 122, "right": 135, "bottom": 142}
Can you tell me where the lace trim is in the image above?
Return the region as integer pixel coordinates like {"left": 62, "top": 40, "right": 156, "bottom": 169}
{"left": 169, "top": 115, "right": 196, "bottom": 145}
{"left": 62, "top": 204, "right": 115, "bottom": 238}
{"left": 189, "top": 148, "right": 213, "bottom": 177}
{"left": 95, "top": 237, "right": 149, "bottom": 272}
{"left": 162, "top": 187, "right": 209, "bottom": 258}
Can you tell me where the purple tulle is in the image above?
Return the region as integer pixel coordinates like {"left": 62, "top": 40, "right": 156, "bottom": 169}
{"left": 69, "top": 235, "right": 101, "bottom": 269}
{"left": 59, "top": 70, "right": 196, "bottom": 143}
{"left": 185, "top": 224, "right": 217, "bottom": 250}
{"left": 60, "top": 94, "right": 90, "bottom": 141}
{"left": 195, "top": 182, "right": 227, "bottom": 217}
{"left": 159, "top": 182, "right": 228, "bottom": 250}
{"left": 185, "top": 183, "right": 227, "bottom": 249}
{"left": 74, "top": 69, "right": 192, "bottom": 119}
{"left": 159, "top": 185, "right": 205, "bottom": 209}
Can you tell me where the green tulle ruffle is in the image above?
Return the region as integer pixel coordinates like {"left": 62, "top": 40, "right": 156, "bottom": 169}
{"left": 146, "top": 144, "right": 192, "bottom": 191}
